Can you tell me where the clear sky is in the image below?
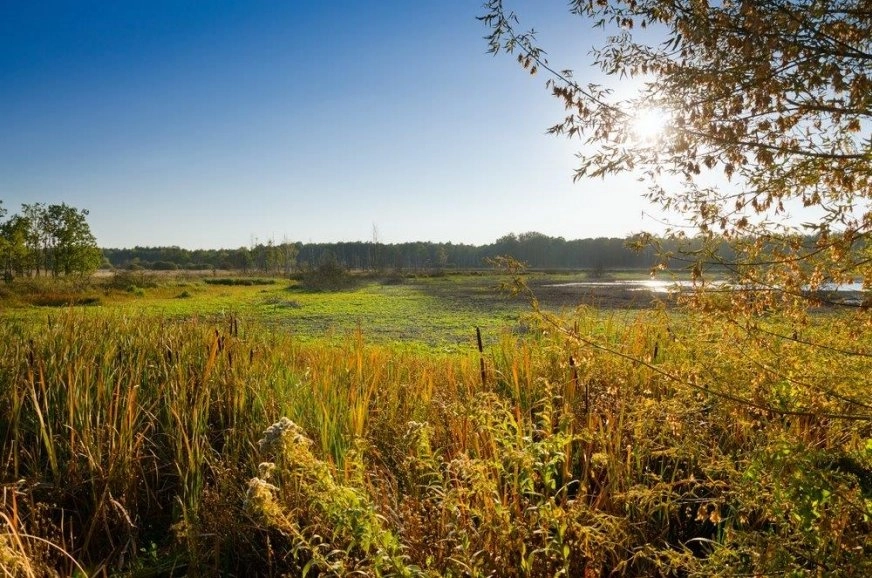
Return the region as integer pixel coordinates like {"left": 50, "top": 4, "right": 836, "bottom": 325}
{"left": 0, "top": 1, "right": 665, "bottom": 249}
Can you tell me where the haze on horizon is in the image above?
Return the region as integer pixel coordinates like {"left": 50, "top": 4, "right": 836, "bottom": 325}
{"left": 0, "top": 1, "right": 666, "bottom": 250}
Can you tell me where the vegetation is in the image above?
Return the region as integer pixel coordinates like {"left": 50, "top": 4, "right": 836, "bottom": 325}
{"left": 2, "top": 2, "right": 870, "bottom": 575}
{"left": 101, "top": 233, "right": 681, "bottom": 273}
{"left": 0, "top": 202, "right": 102, "bottom": 280}
{"left": 1, "top": 288, "right": 869, "bottom": 576}
{"left": 298, "top": 253, "right": 360, "bottom": 292}
{"left": 481, "top": 0, "right": 871, "bottom": 312}
{"left": 203, "top": 277, "right": 277, "bottom": 287}
{"left": 0, "top": 270, "right": 553, "bottom": 345}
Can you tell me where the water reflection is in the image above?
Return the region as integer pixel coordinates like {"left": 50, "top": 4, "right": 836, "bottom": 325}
{"left": 547, "top": 279, "right": 866, "bottom": 294}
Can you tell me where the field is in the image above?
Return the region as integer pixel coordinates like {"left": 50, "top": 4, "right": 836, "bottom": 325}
{"left": 0, "top": 271, "right": 663, "bottom": 345}
{"left": 1, "top": 271, "right": 870, "bottom": 576}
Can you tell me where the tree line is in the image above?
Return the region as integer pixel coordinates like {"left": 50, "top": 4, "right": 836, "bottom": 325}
{"left": 0, "top": 201, "right": 102, "bottom": 279}
{"left": 1, "top": 200, "right": 730, "bottom": 278}
{"left": 102, "top": 231, "right": 687, "bottom": 274}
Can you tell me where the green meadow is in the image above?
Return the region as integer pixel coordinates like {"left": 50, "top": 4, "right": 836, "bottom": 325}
{"left": 1, "top": 271, "right": 656, "bottom": 345}
{"left": 2, "top": 272, "right": 532, "bottom": 345}
{"left": 1, "top": 272, "right": 870, "bottom": 576}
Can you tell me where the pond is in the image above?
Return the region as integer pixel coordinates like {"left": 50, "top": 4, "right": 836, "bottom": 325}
{"left": 547, "top": 279, "right": 867, "bottom": 294}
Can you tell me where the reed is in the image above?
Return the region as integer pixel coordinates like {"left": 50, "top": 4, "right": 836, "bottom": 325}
{"left": 0, "top": 306, "right": 869, "bottom": 576}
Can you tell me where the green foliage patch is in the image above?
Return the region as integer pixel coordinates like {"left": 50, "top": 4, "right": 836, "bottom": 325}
{"left": 203, "top": 277, "right": 277, "bottom": 286}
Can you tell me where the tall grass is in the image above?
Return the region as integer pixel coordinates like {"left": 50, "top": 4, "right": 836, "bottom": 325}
{"left": 1, "top": 307, "right": 870, "bottom": 576}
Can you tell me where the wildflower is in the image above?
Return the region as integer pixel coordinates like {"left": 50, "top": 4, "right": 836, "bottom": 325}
{"left": 258, "top": 462, "right": 276, "bottom": 479}
{"left": 257, "top": 417, "right": 311, "bottom": 452}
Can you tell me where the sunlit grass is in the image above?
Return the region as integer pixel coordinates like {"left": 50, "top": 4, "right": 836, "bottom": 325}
{"left": 2, "top": 274, "right": 532, "bottom": 346}
{"left": 1, "top": 274, "right": 870, "bottom": 575}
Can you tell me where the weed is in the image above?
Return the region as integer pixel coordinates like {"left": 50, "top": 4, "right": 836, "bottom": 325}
{"left": 1, "top": 279, "right": 870, "bottom": 575}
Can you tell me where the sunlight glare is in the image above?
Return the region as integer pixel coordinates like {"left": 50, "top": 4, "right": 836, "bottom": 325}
{"left": 630, "top": 107, "right": 668, "bottom": 142}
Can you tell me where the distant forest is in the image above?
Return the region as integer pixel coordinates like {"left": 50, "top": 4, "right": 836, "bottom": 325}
{"left": 100, "top": 232, "right": 706, "bottom": 274}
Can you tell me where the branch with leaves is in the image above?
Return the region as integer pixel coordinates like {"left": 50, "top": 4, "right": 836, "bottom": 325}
{"left": 480, "top": 0, "right": 872, "bottom": 316}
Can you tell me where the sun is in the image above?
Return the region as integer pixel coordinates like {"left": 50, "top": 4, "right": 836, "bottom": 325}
{"left": 629, "top": 107, "right": 668, "bottom": 142}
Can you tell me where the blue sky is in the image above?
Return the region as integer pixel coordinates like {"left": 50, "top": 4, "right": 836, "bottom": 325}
{"left": 1, "top": 1, "right": 664, "bottom": 249}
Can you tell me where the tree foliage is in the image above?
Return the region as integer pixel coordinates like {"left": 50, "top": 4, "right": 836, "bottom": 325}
{"left": 0, "top": 202, "right": 102, "bottom": 278}
{"left": 103, "top": 233, "right": 677, "bottom": 272}
{"left": 481, "top": 0, "right": 871, "bottom": 313}
{"left": 481, "top": 8, "right": 872, "bottom": 572}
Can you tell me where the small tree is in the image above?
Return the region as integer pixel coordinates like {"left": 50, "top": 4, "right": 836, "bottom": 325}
{"left": 232, "top": 247, "right": 252, "bottom": 273}
{"left": 20, "top": 203, "right": 46, "bottom": 276}
{"left": 0, "top": 201, "right": 7, "bottom": 281}
{"left": 481, "top": 0, "right": 871, "bottom": 314}
{"left": 482, "top": 6, "right": 872, "bottom": 574}
{"left": 277, "top": 239, "right": 300, "bottom": 276}
{"left": 0, "top": 202, "right": 101, "bottom": 277}
{"left": 46, "top": 203, "right": 102, "bottom": 276}
{"left": 1, "top": 215, "right": 35, "bottom": 280}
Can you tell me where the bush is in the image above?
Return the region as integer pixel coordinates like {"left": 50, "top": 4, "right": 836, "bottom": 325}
{"left": 379, "top": 273, "right": 405, "bottom": 286}
{"left": 104, "top": 271, "right": 158, "bottom": 291}
{"left": 298, "top": 257, "right": 357, "bottom": 292}
{"left": 151, "top": 261, "right": 179, "bottom": 271}
{"left": 204, "top": 278, "right": 277, "bottom": 286}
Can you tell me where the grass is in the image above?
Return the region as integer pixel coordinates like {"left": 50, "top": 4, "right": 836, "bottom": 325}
{"left": 1, "top": 272, "right": 870, "bottom": 576}
{"left": 1, "top": 272, "right": 539, "bottom": 346}
{"left": 203, "top": 277, "right": 277, "bottom": 286}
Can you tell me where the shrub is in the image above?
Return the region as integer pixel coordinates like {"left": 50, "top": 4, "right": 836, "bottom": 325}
{"left": 379, "top": 273, "right": 405, "bottom": 286}
{"left": 104, "top": 271, "right": 158, "bottom": 291}
{"left": 151, "top": 261, "right": 179, "bottom": 271}
{"left": 298, "top": 257, "right": 357, "bottom": 292}
{"left": 204, "top": 278, "right": 276, "bottom": 286}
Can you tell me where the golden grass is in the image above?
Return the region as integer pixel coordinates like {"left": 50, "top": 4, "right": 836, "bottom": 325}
{"left": 1, "top": 306, "right": 870, "bottom": 576}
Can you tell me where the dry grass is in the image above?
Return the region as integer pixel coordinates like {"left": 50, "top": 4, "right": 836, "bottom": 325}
{"left": 1, "top": 305, "right": 870, "bottom": 576}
